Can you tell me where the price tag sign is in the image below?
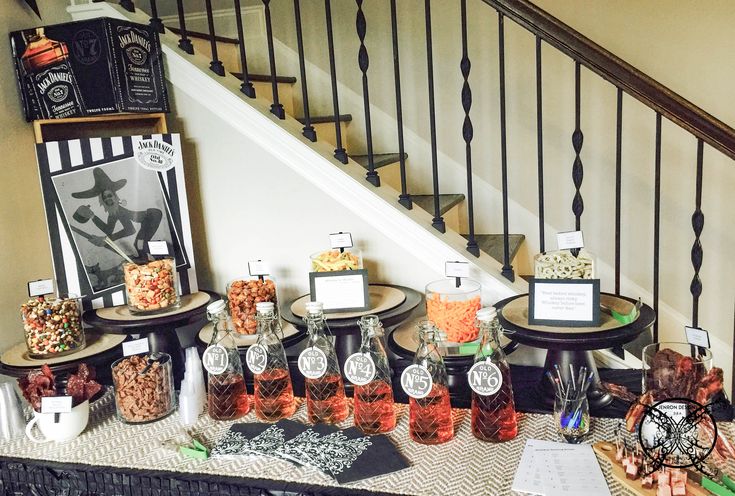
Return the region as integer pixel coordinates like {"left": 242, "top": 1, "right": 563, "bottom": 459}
{"left": 400, "top": 364, "right": 433, "bottom": 399}
{"left": 202, "top": 344, "right": 229, "bottom": 375}
{"left": 41, "top": 396, "right": 73, "bottom": 414}
{"left": 343, "top": 352, "right": 376, "bottom": 386}
{"left": 148, "top": 240, "right": 170, "bottom": 255}
{"left": 248, "top": 260, "right": 270, "bottom": 277}
{"left": 298, "top": 347, "right": 328, "bottom": 379}
{"left": 28, "top": 279, "right": 54, "bottom": 297}
{"left": 329, "top": 232, "right": 353, "bottom": 249}
{"left": 246, "top": 344, "right": 268, "bottom": 374}
{"left": 556, "top": 230, "right": 585, "bottom": 251}
{"left": 685, "top": 326, "right": 711, "bottom": 348}
{"left": 467, "top": 360, "right": 503, "bottom": 396}
{"left": 122, "top": 337, "right": 150, "bottom": 356}
{"left": 445, "top": 261, "right": 470, "bottom": 278}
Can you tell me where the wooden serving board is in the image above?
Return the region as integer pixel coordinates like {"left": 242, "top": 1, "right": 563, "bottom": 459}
{"left": 593, "top": 442, "right": 709, "bottom": 496}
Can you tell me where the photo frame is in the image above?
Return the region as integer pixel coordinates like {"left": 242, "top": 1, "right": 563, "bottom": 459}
{"left": 309, "top": 269, "right": 370, "bottom": 313}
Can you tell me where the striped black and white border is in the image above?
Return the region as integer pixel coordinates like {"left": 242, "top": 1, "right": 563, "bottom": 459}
{"left": 35, "top": 134, "right": 198, "bottom": 311}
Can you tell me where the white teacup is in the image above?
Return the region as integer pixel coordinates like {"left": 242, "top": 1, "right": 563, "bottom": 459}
{"left": 25, "top": 400, "right": 89, "bottom": 443}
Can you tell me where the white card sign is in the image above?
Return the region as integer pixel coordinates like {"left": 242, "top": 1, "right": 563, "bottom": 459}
{"left": 329, "top": 232, "right": 353, "bottom": 249}
{"left": 147, "top": 240, "right": 170, "bottom": 255}
{"left": 556, "top": 230, "right": 585, "bottom": 251}
{"left": 445, "top": 261, "right": 470, "bottom": 278}
{"left": 309, "top": 269, "right": 369, "bottom": 313}
{"left": 248, "top": 260, "right": 270, "bottom": 276}
{"left": 685, "top": 326, "right": 710, "bottom": 348}
{"left": 528, "top": 278, "right": 600, "bottom": 327}
{"left": 122, "top": 337, "right": 150, "bottom": 356}
{"left": 28, "top": 279, "right": 54, "bottom": 297}
{"left": 41, "top": 396, "right": 73, "bottom": 414}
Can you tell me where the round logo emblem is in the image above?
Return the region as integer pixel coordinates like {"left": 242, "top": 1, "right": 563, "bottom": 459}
{"left": 467, "top": 360, "right": 503, "bottom": 396}
{"left": 202, "top": 344, "right": 229, "bottom": 375}
{"left": 126, "top": 46, "right": 148, "bottom": 66}
{"left": 246, "top": 344, "right": 268, "bottom": 375}
{"left": 47, "top": 84, "right": 69, "bottom": 103}
{"left": 400, "top": 364, "right": 433, "bottom": 399}
{"left": 298, "top": 347, "right": 328, "bottom": 379}
{"left": 343, "top": 352, "right": 376, "bottom": 386}
{"left": 72, "top": 29, "right": 101, "bottom": 65}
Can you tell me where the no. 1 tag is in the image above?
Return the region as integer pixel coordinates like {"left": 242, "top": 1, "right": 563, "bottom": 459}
{"left": 248, "top": 260, "right": 269, "bottom": 277}
{"left": 148, "top": 240, "right": 170, "bottom": 256}
{"left": 202, "top": 344, "right": 229, "bottom": 375}
{"left": 246, "top": 344, "right": 268, "bottom": 374}
{"left": 298, "top": 347, "right": 328, "bottom": 379}
{"left": 445, "top": 261, "right": 470, "bottom": 278}
{"left": 28, "top": 279, "right": 54, "bottom": 297}
{"left": 41, "top": 396, "right": 73, "bottom": 414}
{"left": 467, "top": 360, "right": 503, "bottom": 396}
{"left": 122, "top": 338, "right": 150, "bottom": 356}
{"left": 329, "top": 232, "right": 353, "bottom": 249}
{"left": 343, "top": 352, "right": 376, "bottom": 386}
{"left": 400, "top": 364, "right": 433, "bottom": 399}
{"left": 685, "top": 326, "right": 711, "bottom": 348}
{"left": 556, "top": 230, "right": 585, "bottom": 251}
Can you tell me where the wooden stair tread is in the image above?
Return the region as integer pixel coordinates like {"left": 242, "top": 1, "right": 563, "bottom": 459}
{"left": 298, "top": 114, "right": 352, "bottom": 125}
{"left": 167, "top": 26, "right": 239, "bottom": 45}
{"left": 232, "top": 72, "right": 298, "bottom": 84}
{"left": 462, "top": 233, "right": 525, "bottom": 264}
{"left": 350, "top": 153, "right": 406, "bottom": 170}
{"left": 412, "top": 194, "right": 465, "bottom": 216}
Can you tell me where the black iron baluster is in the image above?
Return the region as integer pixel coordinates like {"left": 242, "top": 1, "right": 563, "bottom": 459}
{"left": 356, "top": 0, "right": 379, "bottom": 187}
{"left": 535, "top": 35, "right": 545, "bottom": 254}
{"left": 294, "top": 0, "right": 315, "bottom": 140}
{"left": 652, "top": 112, "right": 662, "bottom": 342}
{"left": 390, "top": 0, "right": 411, "bottom": 209}
{"left": 262, "top": 0, "right": 285, "bottom": 119}
{"left": 460, "top": 0, "right": 478, "bottom": 256}
{"left": 690, "top": 139, "right": 705, "bottom": 328}
{"left": 424, "top": 0, "right": 444, "bottom": 233}
{"left": 325, "top": 0, "right": 348, "bottom": 164}
{"left": 571, "top": 61, "right": 584, "bottom": 233}
{"left": 204, "top": 0, "right": 225, "bottom": 76}
{"left": 233, "top": 0, "right": 255, "bottom": 97}
{"left": 498, "top": 13, "right": 513, "bottom": 281}
{"left": 149, "top": 0, "right": 164, "bottom": 33}
{"left": 614, "top": 88, "right": 623, "bottom": 294}
{"left": 175, "top": 0, "right": 194, "bottom": 54}
{"left": 120, "top": 0, "right": 135, "bottom": 13}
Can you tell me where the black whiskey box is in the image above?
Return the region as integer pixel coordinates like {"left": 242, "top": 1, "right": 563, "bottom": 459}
{"left": 10, "top": 18, "right": 169, "bottom": 121}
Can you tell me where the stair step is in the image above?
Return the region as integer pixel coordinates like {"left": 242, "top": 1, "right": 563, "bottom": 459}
{"left": 168, "top": 27, "right": 239, "bottom": 45}
{"left": 350, "top": 153, "right": 406, "bottom": 170}
{"left": 462, "top": 234, "right": 525, "bottom": 265}
{"left": 412, "top": 194, "right": 465, "bottom": 217}
{"left": 232, "top": 73, "right": 298, "bottom": 84}
{"left": 298, "top": 114, "right": 352, "bottom": 125}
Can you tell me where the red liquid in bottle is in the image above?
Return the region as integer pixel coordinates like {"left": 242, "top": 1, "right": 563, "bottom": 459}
{"left": 354, "top": 380, "right": 396, "bottom": 434}
{"left": 471, "top": 366, "right": 518, "bottom": 442}
{"left": 208, "top": 373, "right": 250, "bottom": 420}
{"left": 254, "top": 368, "right": 296, "bottom": 421}
{"left": 409, "top": 384, "right": 454, "bottom": 444}
{"left": 305, "top": 373, "right": 349, "bottom": 424}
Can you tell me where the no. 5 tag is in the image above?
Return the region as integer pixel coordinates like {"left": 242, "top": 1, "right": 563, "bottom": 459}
{"left": 685, "top": 326, "right": 710, "bottom": 348}
{"left": 400, "top": 364, "right": 433, "bottom": 399}
{"left": 122, "top": 337, "right": 150, "bottom": 357}
{"left": 41, "top": 396, "right": 72, "bottom": 414}
{"left": 445, "top": 261, "right": 470, "bottom": 278}
{"left": 556, "top": 230, "right": 584, "bottom": 251}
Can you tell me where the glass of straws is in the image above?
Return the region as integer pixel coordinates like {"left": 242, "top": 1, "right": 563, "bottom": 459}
{"left": 548, "top": 364, "right": 592, "bottom": 443}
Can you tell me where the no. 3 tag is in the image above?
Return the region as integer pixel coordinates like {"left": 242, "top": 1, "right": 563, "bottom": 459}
{"left": 28, "top": 279, "right": 54, "bottom": 297}
{"left": 298, "top": 347, "right": 328, "bottom": 379}
{"left": 400, "top": 364, "right": 433, "bottom": 399}
{"left": 343, "top": 352, "right": 376, "bottom": 386}
{"left": 685, "top": 326, "right": 710, "bottom": 348}
{"left": 467, "top": 360, "right": 503, "bottom": 396}
{"left": 202, "top": 344, "right": 229, "bottom": 375}
{"left": 122, "top": 337, "right": 150, "bottom": 357}
{"left": 41, "top": 396, "right": 73, "bottom": 414}
{"left": 246, "top": 344, "right": 268, "bottom": 375}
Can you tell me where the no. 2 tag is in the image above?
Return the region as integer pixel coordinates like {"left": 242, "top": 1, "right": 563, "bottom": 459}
{"left": 467, "top": 359, "right": 503, "bottom": 396}
{"left": 28, "top": 279, "right": 54, "bottom": 297}
{"left": 400, "top": 364, "right": 433, "bottom": 399}
{"left": 147, "top": 240, "right": 170, "bottom": 256}
{"left": 202, "top": 344, "right": 229, "bottom": 375}
{"left": 343, "top": 352, "right": 376, "bottom": 386}
{"left": 329, "top": 232, "right": 353, "bottom": 249}
{"left": 41, "top": 395, "right": 73, "bottom": 414}
{"left": 298, "top": 347, "right": 328, "bottom": 379}
{"left": 445, "top": 261, "right": 470, "bottom": 278}
{"left": 556, "top": 230, "right": 585, "bottom": 251}
{"left": 685, "top": 326, "right": 711, "bottom": 348}
{"left": 246, "top": 344, "right": 268, "bottom": 375}
{"left": 122, "top": 337, "right": 150, "bottom": 357}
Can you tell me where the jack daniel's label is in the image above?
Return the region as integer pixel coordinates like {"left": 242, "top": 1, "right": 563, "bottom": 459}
{"left": 31, "top": 61, "right": 85, "bottom": 119}
{"left": 117, "top": 26, "right": 157, "bottom": 105}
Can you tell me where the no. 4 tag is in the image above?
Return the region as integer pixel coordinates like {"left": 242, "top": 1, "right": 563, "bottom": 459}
{"left": 685, "top": 326, "right": 710, "bottom": 348}
{"left": 246, "top": 344, "right": 268, "bottom": 375}
{"left": 298, "top": 347, "right": 327, "bottom": 379}
{"left": 467, "top": 359, "right": 503, "bottom": 396}
{"left": 202, "top": 344, "right": 229, "bottom": 375}
{"left": 400, "top": 364, "right": 433, "bottom": 399}
{"left": 343, "top": 352, "right": 376, "bottom": 386}
{"left": 41, "top": 396, "right": 73, "bottom": 414}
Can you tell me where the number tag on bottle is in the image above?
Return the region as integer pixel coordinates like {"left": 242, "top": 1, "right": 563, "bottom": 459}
{"left": 246, "top": 344, "right": 268, "bottom": 374}
{"left": 202, "top": 344, "right": 229, "bottom": 375}
{"left": 467, "top": 359, "right": 503, "bottom": 396}
{"left": 400, "top": 364, "right": 433, "bottom": 399}
{"left": 344, "top": 352, "right": 376, "bottom": 386}
{"left": 298, "top": 347, "right": 327, "bottom": 379}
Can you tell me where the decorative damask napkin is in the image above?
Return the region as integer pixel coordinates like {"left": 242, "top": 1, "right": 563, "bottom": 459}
{"left": 211, "top": 419, "right": 306, "bottom": 461}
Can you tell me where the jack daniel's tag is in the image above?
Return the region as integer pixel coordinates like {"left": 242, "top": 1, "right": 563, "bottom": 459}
{"left": 298, "top": 347, "right": 327, "bottom": 379}
{"left": 344, "top": 352, "right": 375, "bottom": 386}
{"left": 467, "top": 360, "right": 503, "bottom": 396}
{"left": 400, "top": 364, "right": 433, "bottom": 399}
{"left": 246, "top": 344, "right": 268, "bottom": 375}
{"left": 202, "top": 344, "right": 229, "bottom": 375}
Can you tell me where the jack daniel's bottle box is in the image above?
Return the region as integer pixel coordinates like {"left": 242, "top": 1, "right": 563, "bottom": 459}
{"left": 10, "top": 18, "right": 168, "bottom": 121}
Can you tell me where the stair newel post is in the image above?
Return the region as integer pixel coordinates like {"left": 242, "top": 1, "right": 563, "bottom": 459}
{"left": 690, "top": 139, "right": 705, "bottom": 330}
{"left": 233, "top": 0, "right": 256, "bottom": 98}
{"left": 262, "top": 0, "right": 285, "bottom": 119}
{"left": 571, "top": 61, "right": 584, "bottom": 235}
{"left": 614, "top": 88, "right": 623, "bottom": 294}
{"left": 324, "top": 0, "right": 348, "bottom": 164}
{"left": 498, "top": 13, "right": 514, "bottom": 281}
{"left": 389, "top": 0, "right": 411, "bottom": 209}
{"left": 204, "top": 0, "right": 225, "bottom": 76}
{"left": 356, "top": 0, "right": 379, "bottom": 187}
{"left": 460, "top": 0, "right": 478, "bottom": 257}
{"left": 535, "top": 35, "right": 545, "bottom": 254}
{"left": 119, "top": 0, "right": 135, "bottom": 13}
{"left": 424, "top": 0, "right": 445, "bottom": 233}
{"left": 652, "top": 113, "right": 662, "bottom": 343}
{"left": 175, "top": 0, "right": 194, "bottom": 54}
{"left": 293, "top": 0, "right": 315, "bottom": 141}
{"left": 148, "top": 0, "right": 164, "bottom": 33}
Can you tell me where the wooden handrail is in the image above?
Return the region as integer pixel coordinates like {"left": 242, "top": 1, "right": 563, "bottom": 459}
{"left": 481, "top": 0, "right": 735, "bottom": 161}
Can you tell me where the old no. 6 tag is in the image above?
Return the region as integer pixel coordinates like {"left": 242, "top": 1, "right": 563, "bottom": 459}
{"left": 467, "top": 359, "right": 503, "bottom": 396}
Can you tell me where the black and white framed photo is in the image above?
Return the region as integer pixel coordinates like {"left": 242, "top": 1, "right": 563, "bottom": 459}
{"left": 35, "top": 134, "right": 197, "bottom": 310}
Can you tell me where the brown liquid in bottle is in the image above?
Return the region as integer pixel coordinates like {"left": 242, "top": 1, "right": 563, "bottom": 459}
{"left": 409, "top": 384, "right": 453, "bottom": 444}
{"left": 354, "top": 380, "right": 396, "bottom": 434}
{"left": 305, "top": 373, "right": 349, "bottom": 424}
{"left": 208, "top": 373, "right": 249, "bottom": 421}
{"left": 254, "top": 368, "right": 296, "bottom": 421}
{"left": 471, "top": 365, "right": 518, "bottom": 442}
